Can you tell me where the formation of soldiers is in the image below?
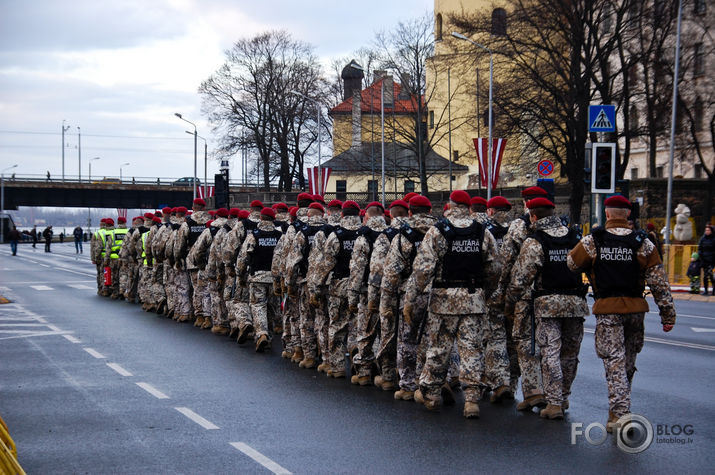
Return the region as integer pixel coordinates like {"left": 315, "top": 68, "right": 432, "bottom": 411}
{"left": 89, "top": 189, "right": 676, "bottom": 428}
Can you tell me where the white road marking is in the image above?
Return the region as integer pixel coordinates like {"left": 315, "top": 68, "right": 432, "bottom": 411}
{"left": 47, "top": 324, "right": 62, "bottom": 331}
{"left": 136, "top": 382, "right": 169, "bottom": 399}
{"left": 4, "top": 280, "right": 94, "bottom": 285}
{"left": 39, "top": 264, "right": 50, "bottom": 268}
{"left": 107, "top": 363, "right": 133, "bottom": 377}
{"left": 584, "top": 328, "right": 715, "bottom": 351}
{"left": 62, "top": 334, "right": 81, "bottom": 343}
{"left": 67, "top": 283, "right": 95, "bottom": 290}
{"left": 175, "top": 407, "right": 219, "bottom": 430}
{"left": 0, "top": 331, "right": 71, "bottom": 340}
{"left": 0, "top": 323, "right": 47, "bottom": 327}
{"left": 230, "top": 442, "right": 291, "bottom": 475}
{"left": 30, "top": 285, "right": 54, "bottom": 291}
{"left": 83, "top": 347, "right": 106, "bottom": 359}
{"left": 691, "top": 327, "right": 715, "bottom": 333}
{"left": 649, "top": 311, "right": 715, "bottom": 321}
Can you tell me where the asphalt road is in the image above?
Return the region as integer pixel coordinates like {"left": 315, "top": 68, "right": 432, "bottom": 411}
{"left": 1, "top": 242, "right": 713, "bottom": 474}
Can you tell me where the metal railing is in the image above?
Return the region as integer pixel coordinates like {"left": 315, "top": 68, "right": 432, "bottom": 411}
{"left": 1, "top": 174, "right": 250, "bottom": 187}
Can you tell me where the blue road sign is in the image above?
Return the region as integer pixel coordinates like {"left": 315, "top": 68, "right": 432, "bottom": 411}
{"left": 588, "top": 105, "right": 616, "bottom": 132}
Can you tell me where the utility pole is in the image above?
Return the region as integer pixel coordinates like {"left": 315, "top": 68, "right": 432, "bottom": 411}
{"left": 61, "top": 120, "right": 70, "bottom": 182}
{"left": 77, "top": 126, "right": 81, "bottom": 182}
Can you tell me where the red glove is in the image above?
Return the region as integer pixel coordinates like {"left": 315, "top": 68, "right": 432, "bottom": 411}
{"left": 663, "top": 324, "right": 674, "bottom": 333}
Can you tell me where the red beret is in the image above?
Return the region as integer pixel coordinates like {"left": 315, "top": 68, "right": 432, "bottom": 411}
{"left": 215, "top": 208, "right": 229, "bottom": 218}
{"left": 443, "top": 203, "right": 450, "bottom": 211}
{"left": 176, "top": 207, "right": 187, "bottom": 214}
{"left": 117, "top": 217, "right": 127, "bottom": 224}
{"left": 161, "top": 207, "right": 172, "bottom": 214}
{"left": 238, "top": 210, "right": 250, "bottom": 219}
{"left": 100, "top": 218, "right": 107, "bottom": 224}
{"left": 229, "top": 208, "right": 240, "bottom": 217}
{"left": 604, "top": 195, "right": 631, "bottom": 209}
{"left": 328, "top": 199, "right": 343, "bottom": 208}
{"left": 193, "top": 198, "right": 206, "bottom": 206}
{"left": 308, "top": 202, "right": 325, "bottom": 212}
{"left": 297, "top": 193, "right": 314, "bottom": 203}
{"left": 342, "top": 200, "right": 360, "bottom": 210}
{"left": 404, "top": 192, "right": 419, "bottom": 202}
{"left": 143, "top": 213, "right": 154, "bottom": 219}
{"left": 272, "top": 202, "right": 289, "bottom": 211}
{"left": 409, "top": 195, "right": 432, "bottom": 208}
{"left": 312, "top": 194, "right": 325, "bottom": 204}
{"left": 261, "top": 207, "right": 276, "bottom": 219}
{"left": 487, "top": 196, "right": 512, "bottom": 210}
{"left": 132, "top": 216, "right": 144, "bottom": 223}
{"left": 171, "top": 207, "right": 178, "bottom": 213}
{"left": 390, "top": 199, "right": 409, "bottom": 210}
{"left": 521, "top": 186, "right": 548, "bottom": 198}
{"left": 154, "top": 211, "right": 162, "bottom": 218}
{"left": 526, "top": 197, "right": 555, "bottom": 209}
{"left": 289, "top": 206, "right": 298, "bottom": 218}
{"left": 449, "top": 190, "right": 471, "bottom": 206}
{"left": 152, "top": 217, "right": 162, "bottom": 224}
{"left": 105, "top": 218, "right": 115, "bottom": 226}
{"left": 359, "top": 209, "right": 366, "bottom": 217}
{"left": 205, "top": 220, "right": 213, "bottom": 228}
{"left": 250, "top": 200, "right": 264, "bottom": 208}
{"left": 470, "top": 196, "right": 488, "bottom": 206}
{"left": 208, "top": 210, "right": 216, "bottom": 217}
{"left": 366, "top": 201, "right": 384, "bottom": 211}
{"left": 646, "top": 223, "right": 655, "bottom": 231}
{"left": 186, "top": 211, "right": 192, "bottom": 216}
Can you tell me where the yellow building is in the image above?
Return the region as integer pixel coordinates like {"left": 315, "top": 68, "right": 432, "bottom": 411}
{"left": 324, "top": 60, "right": 466, "bottom": 199}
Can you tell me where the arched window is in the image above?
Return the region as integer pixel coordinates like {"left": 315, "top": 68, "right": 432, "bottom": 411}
{"left": 436, "top": 13, "right": 443, "bottom": 40}
{"left": 491, "top": 8, "right": 507, "bottom": 36}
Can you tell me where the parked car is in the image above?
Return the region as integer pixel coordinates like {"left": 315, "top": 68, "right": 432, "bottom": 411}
{"left": 172, "top": 177, "right": 201, "bottom": 186}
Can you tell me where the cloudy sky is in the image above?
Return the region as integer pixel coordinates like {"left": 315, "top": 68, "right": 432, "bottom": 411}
{"left": 0, "top": 0, "right": 432, "bottom": 184}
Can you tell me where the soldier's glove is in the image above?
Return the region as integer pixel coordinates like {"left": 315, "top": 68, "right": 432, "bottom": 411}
{"left": 273, "top": 279, "right": 283, "bottom": 296}
{"left": 309, "top": 293, "right": 321, "bottom": 309}
{"left": 403, "top": 302, "right": 414, "bottom": 326}
{"left": 367, "top": 299, "right": 379, "bottom": 314}
{"left": 662, "top": 324, "right": 674, "bottom": 332}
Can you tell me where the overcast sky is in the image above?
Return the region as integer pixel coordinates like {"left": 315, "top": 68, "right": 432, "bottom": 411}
{"left": 0, "top": 0, "right": 432, "bottom": 184}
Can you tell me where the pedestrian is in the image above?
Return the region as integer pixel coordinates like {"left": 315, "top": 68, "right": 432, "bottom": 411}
{"left": 697, "top": 224, "right": 714, "bottom": 295}
{"left": 8, "top": 225, "right": 22, "bottom": 256}
{"left": 568, "top": 195, "right": 676, "bottom": 433}
{"left": 59, "top": 232, "right": 65, "bottom": 243}
{"left": 30, "top": 226, "right": 37, "bottom": 248}
{"left": 46, "top": 171, "right": 50, "bottom": 182}
{"left": 687, "top": 252, "right": 702, "bottom": 294}
{"left": 43, "top": 225, "right": 53, "bottom": 252}
{"left": 73, "top": 225, "right": 83, "bottom": 254}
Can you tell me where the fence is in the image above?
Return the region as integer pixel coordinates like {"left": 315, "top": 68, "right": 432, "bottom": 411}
{"left": 665, "top": 244, "right": 699, "bottom": 286}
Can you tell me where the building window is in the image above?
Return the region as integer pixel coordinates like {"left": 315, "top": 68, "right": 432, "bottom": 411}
{"left": 628, "top": 65, "right": 639, "bottom": 89}
{"left": 694, "top": 164, "right": 703, "bottom": 178}
{"left": 491, "top": 8, "right": 507, "bottom": 36}
{"left": 404, "top": 180, "right": 415, "bottom": 194}
{"left": 694, "top": 0, "right": 706, "bottom": 15}
{"left": 336, "top": 180, "right": 347, "bottom": 201}
{"left": 435, "top": 13, "right": 443, "bottom": 41}
{"left": 694, "top": 97, "right": 704, "bottom": 131}
{"left": 453, "top": 150, "right": 459, "bottom": 162}
{"left": 367, "top": 180, "right": 378, "bottom": 199}
{"left": 694, "top": 43, "right": 704, "bottom": 75}
{"left": 629, "top": 106, "right": 639, "bottom": 133}
{"left": 630, "top": 168, "right": 639, "bottom": 179}
{"left": 656, "top": 166, "right": 664, "bottom": 178}
{"left": 429, "top": 110, "right": 434, "bottom": 129}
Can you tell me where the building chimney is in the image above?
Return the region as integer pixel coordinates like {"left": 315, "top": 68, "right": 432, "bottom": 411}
{"left": 342, "top": 60, "right": 364, "bottom": 102}
{"left": 382, "top": 75, "right": 394, "bottom": 106}
{"left": 352, "top": 89, "right": 362, "bottom": 147}
{"left": 398, "top": 73, "right": 411, "bottom": 100}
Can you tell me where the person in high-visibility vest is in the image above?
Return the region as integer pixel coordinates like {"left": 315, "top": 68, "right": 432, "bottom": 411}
{"left": 120, "top": 216, "right": 145, "bottom": 303}
{"left": 104, "top": 217, "right": 129, "bottom": 299}
{"left": 91, "top": 219, "right": 110, "bottom": 296}
{"left": 137, "top": 214, "right": 158, "bottom": 312}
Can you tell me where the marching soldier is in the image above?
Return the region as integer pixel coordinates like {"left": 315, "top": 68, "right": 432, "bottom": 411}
{"left": 175, "top": 198, "right": 211, "bottom": 323}
{"left": 404, "top": 190, "right": 501, "bottom": 418}
{"left": 150, "top": 207, "right": 174, "bottom": 314}
{"left": 119, "top": 216, "right": 143, "bottom": 302}
{"left": 507, "top": 197, "right": 588, "bottom": 419}
{"left": 170, "top": 207, "right": 193, "bottom": 321}
{"left": 206, "top": 207, "right": 240, "bottom": 333}
{"left": 568, "top": 195, "right": 676, "bottom": 431}
{"left": 190, "top": 209, "right": 228, "bottom": 332}
{"left": 104, "top": 217, "right": 129, "bottom": 300}
{"left": 136, "top": 214, "right": 156, "bottom": 310}
{"left": 470, "top": 196, "right": 488, "bottom": 223}
{"left": 91, "top": 219, "right": 109, "bottom": 295}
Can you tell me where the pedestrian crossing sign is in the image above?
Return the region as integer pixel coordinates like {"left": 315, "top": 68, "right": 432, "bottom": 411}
{"left": 588, "top": 105, "right": 616, "bottom": 132}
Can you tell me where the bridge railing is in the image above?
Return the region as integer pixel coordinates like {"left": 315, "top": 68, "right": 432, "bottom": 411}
{"left": 1, "top": 174, "right": 252, "bottom": 188}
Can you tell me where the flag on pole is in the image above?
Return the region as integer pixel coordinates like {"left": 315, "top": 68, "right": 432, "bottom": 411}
{"left": 117, "top": 209, "right": 128, "bottom": 219}
{"left": 307, "top": 167, "right": 331, "bottom": 195}
{"left": 490, "top": 138, "right": 507, "bottom": 189}
{"left": 195, "top": 185, "right": 215, "bottom": 199}
{"left": 472, "top": 138, "right": 507, "bottom": 189}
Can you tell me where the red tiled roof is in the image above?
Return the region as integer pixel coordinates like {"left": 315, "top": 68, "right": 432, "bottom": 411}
{"left": 329, "top": 79, "right": 423, "bottom": 115}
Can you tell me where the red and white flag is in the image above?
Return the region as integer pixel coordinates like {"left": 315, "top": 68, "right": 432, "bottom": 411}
{"left": 195, "top": 185, "right": 215, "bottom": 199}
{"left": 307, "top": 167, "right": 331, "bottom": 195}
{"left": 472, "top": 138, "right": 507, "bottom": 189}
{"left": 116, "top": 209, "right": 128, "bottom": 219}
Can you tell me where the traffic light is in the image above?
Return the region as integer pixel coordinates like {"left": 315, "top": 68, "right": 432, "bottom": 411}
{"left": 591, "top": 143, "right": 616, "bottom": 193}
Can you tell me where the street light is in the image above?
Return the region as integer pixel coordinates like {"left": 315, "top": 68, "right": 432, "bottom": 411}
{"left": 452, "top": 31, "right": 494, "bottom": 199}
{"left": 120, "top": 162, "right": 130, "bottom": 183}
{"left": 77, "top": 126, "right": 82, "bottom": 183}
{"left": 175, "top": 112, "right": 198, "bottom": 200}
{"left": 1, "top": 164, "right": 18, "bottom": 243}
{"left": 89, "top": 157, "right": 100, "bottom": 183}
{"left": 290, "top": 91, "right": 322, "bottom": 195}
{"left": 61, "top": 120, "right": 70, "bottom": 182}
{"left": 186, "top": 131, "right": 208, "bottom": 198}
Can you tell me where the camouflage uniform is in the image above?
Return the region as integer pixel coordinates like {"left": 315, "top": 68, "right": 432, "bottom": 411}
{"left": 150, "top": 218, "right": 172, "bottom": 311}
{"left": 308, "top": 214, "right": 362, "bottom": 373}
{"left": 507, "top": 215, "right": 588, "bottom": 407}
{"left": 499, "top": 214, "right": 543, "bottom": 398}
{"left": 103, "top": 224, "right": 128, "bottom": 299}
{"left": 175, "top": 210, "right": 211, "bottom": 321}
{"left": 118, "top": 224, "right": 137, "bottom": 301}
{"left": 125, "top": 223, "right": 146, "bottom": 302}
{"left": 380, "top": 213, "right": 437, "bottom": 392}
{"left": 224, "top": 213, "right": 260, "bottom": 336}
{"left": 350, "top": 215, "right": 387, "bottom": 378}
{"left": 92, "top": 225, "right": 110, "bottom": 296}
{"left": 189, "top": 218, "right": 223, "bottom": 326}
{"left": 568, "top": 217, "right": 676, "bottom": 417}
{"left": 404, "top": 206, "right": 500, "bottom": 405}
{"left": 205, "top": 217, "right": 234, "bottom": 330}
{"left": 168, "top": 215, "right": 192, "bottom": 320}
{"left": 136, "top": 218, "right": 154, "bottom": 308}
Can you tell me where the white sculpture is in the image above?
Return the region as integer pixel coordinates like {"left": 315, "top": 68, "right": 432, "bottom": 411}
{"left": 673, "top": 203, "right": 693, "bottom": 242}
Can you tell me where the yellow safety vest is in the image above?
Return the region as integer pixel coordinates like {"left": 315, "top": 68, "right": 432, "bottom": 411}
{"left": 109, "top": 228, "right": 129, "bottom": 259}
{"left": 98, "top": 229, "right": 108, "bottom": 258}
{"left": 141, "top": 231, "right": 150, "bottom": 266}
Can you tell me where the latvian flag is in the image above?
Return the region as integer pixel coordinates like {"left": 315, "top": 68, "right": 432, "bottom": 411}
{"left": 307, "top": 167, "right": 331, "bottom": 196}
{"left": 196, "top": 185, "right": 215, "bottom": 199}
{"left": 473, "top": 138, "right": 507, "bottom": 189}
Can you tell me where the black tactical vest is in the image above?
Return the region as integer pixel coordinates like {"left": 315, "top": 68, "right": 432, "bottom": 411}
{"left": 383, "top": 227, "right": 399, "bottom": 242}
{"left": 433, "top": 219, "right": 485, "bottom": 292}
{"left": 171, "top": 223, "right": 181, "bottom": 231}
{"left": 591, "top": 227, "right": 646, "bottom": 299}
{"left": 137, "top": 226, "right": 149, "bottom": 234}
{"left": 223, "top": 223, "right": 232, "bottom": 233}
{"left": 398, "top": 223, "right": 426, "bottom": 279}
{"left": 275, "top": 220, "right": 289, "bottom": 233}
{"left": 486, "top": 220, "right": 509, "bottom": 248}
{"left": 250, "top": 228, "right": 282, "bottom": 274}
{"left": 357, "top": 225, "right": 383, "bottom": 284}
{"left": 209, "top": 226, "right": 220, "bottom": 238}
{"left": 186, "top": 217, "right": 205, "bottom": 247}
{"left": 298, "top": 223, "right": 324, "bottom": 277}
{"left": 333, "top": 227, "right": 358, "bottom": 279}
{"left": 531, "top": 229, "right": 586, "bottom": 297}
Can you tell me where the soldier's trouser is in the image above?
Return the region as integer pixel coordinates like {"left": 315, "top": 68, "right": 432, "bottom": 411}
{"left": 96, "top": 263, "right": 104, "bottom": 293}
{"left": 119, "top": 262, "right": 129, "bottom": 298}
{"left": 419, "top": 312, "right": 485, "bottom": 403}
{"left": 250, "top": 282, "right": 276, "bottom": 341}
{"left": 281, "top": 294, "right": 299, "bottom": 352}
{"left": 138, "top": 266, "right": 152, "bottom": 304}
{"left": 595, "top": 313, "right": 645, "bottom": 418}
{"left": 376, "top": 295, "right": 399, "bottom": 382}
{"left": 235, "top": 286, "right": 253, "bottom": 331}
{"left": 482, "top": 308, "right": 512, "bottom": 390}
{"left": 190, "top": 270, "right": 208, "bottom": 317}
{"left": 397, "top": 293, "right": 429, "bottom": 392}
{"left": 127, "top": 264, "right": 140, "bottom": 302}
{"left": 298, "top": 283, "right": 318, "bottom": 360}
{"left": 536, "top": 317, "right": 584, "bottom": 406}
{"left": 164, "top": 264, "right": 174, "bottom": 312}
{"left": 353, "top": 292, "right": 379, "bottom": 377}
{"left": 108, "top": 260, "right": 121, "bottom": 297}
{"left": 314, "top": 295, "right": 329, "bottom": 359}
{"left": 327, "top": 284, "right": 352, "bottom": 372}
{"left": 172, "top": 269, "right": 193, "bottom": 319}
{"left": 511, "top": 299, "right": 543, "bottom": 397}
{"left": 207, "top": 278, "right": 225, "bottom": 327}
{"left": 503, "top": 312, "right": 520, "bottom": 392}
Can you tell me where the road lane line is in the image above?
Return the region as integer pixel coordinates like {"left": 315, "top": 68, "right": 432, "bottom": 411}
{"left": 30, "top": 285, "right": 54, "bottom": 291}
{"left": 63, "top": 334, "right": 81, "bottom": 343}
{"left": 67, "top": 283, "right": 95, "bottom": 290}
{"left": 691, "top": 327, "right": 715, "bottom": 333}
{"left": 230, "top": 442, "right": 291, "bottom": 474}
{"left": 584, "top": 328, "right": 715, "bottom": 351}
{"left": 649, "top": 311, "right": 715, "bottom": 321}
{"left": 47, "top": 324, "right": 62, "bottom": 331}
{"left": 175, "top": 407, "right": 219, "bottom": 430}
{"left": 83, "top": 347, "right": 106, "bottom": 359}
{"left": 136, "top": 382, "right": 169, "bottom": 399}
{"left": 39, "top": 264, "right": 50, "bottom": 267}
{"left": 107, "top": 363, "right": 133, "bottom": 376}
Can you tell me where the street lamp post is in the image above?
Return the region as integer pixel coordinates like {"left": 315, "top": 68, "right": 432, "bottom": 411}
{"left": 89, "top": 157, "right": 100, "bottom": 183}
{"left": 61, "top": 120, "right": 70, "bottom": 182}
{"left": 120, "top": 162, "right": 130, "bottom": 183}
{"left": 187, "top": 131, "right": 208, "bottom": 199}
{"left": 290, "top": 91, "right": 322, "bottom": 195}
{"left": 452, "top": 32, "right": 494, "bottom": 199}
{"left": 1, "top": 164, "right": 18, "bottom": 243}
{"left": 175, "top": 113, "right": 198, "bottom": 201}
{"left": 77, "top": 126, "right": 82, "bottom": 183}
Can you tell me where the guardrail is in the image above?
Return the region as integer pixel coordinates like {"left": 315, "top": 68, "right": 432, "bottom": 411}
{"left": 1, "top": 174, "right": 254, "bottom": 187}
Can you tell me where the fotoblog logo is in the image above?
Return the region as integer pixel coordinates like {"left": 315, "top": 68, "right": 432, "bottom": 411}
{"left": 571, "top": 414, "right": 654, "bottom": 454}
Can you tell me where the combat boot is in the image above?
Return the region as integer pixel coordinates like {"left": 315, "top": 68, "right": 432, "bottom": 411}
{"left": 317, "top": 362, "right": 328, "bottom": 373}
{"left": 441, "top": 383, "right": 456, "bottom": 406}
{"left": 516, "top": 394, "right": 547, "bottom": 411}
{"left": 299, "top": 358, "right": 316, "bottom": 369}
{"left": 255, "top": 334, "right": 269, "bottom": 353}
{"left": 281, "top": 349, "right": 293, "bottom": 359}
{"left": 490, "top": 385, "right": 515, "bottom": 403}
{"left": 328, "top": 369, "right": 346, "bottom": 378}
{"left": 211, "top": 326, "right": 229, "bottom": 336}
{"left": 606, "top": 411, "right": 620, "bottom": 433}
{"left": 422, "top": 394, "right": 442, "bottom": 412}
{"left": 562, "top": 399, "right": 569, "bottom": 410}
{"left": 414, "top": 389, "right": 425, "bottom": 404}
{"left": 539, "top": 404, "right": 564, "bottom": 420}
{"left": 463, "top": 401, "right": 480, "bottom": 419}
{"left": 350, "top": 374, "right": 372, "bottom": 386}
{"left": 290, "top": 348, "right": 304, "bottom": 363}
{"left": 194, "top": 316, "right": 204, "bottom": 327}
{"left": 229, "top": 326, "right": 239, "bottom": 338}
{"left": 374, "top": 376, "right": 396, "bottom": 391}
{"left": 201, "top": 318, "right": 213, "bottom": 330}
{"left": 237, "top": 324, "right": 253, "bottom": 344}
{"left": 394, "top": 389, "right": 414, "bottom": 401}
